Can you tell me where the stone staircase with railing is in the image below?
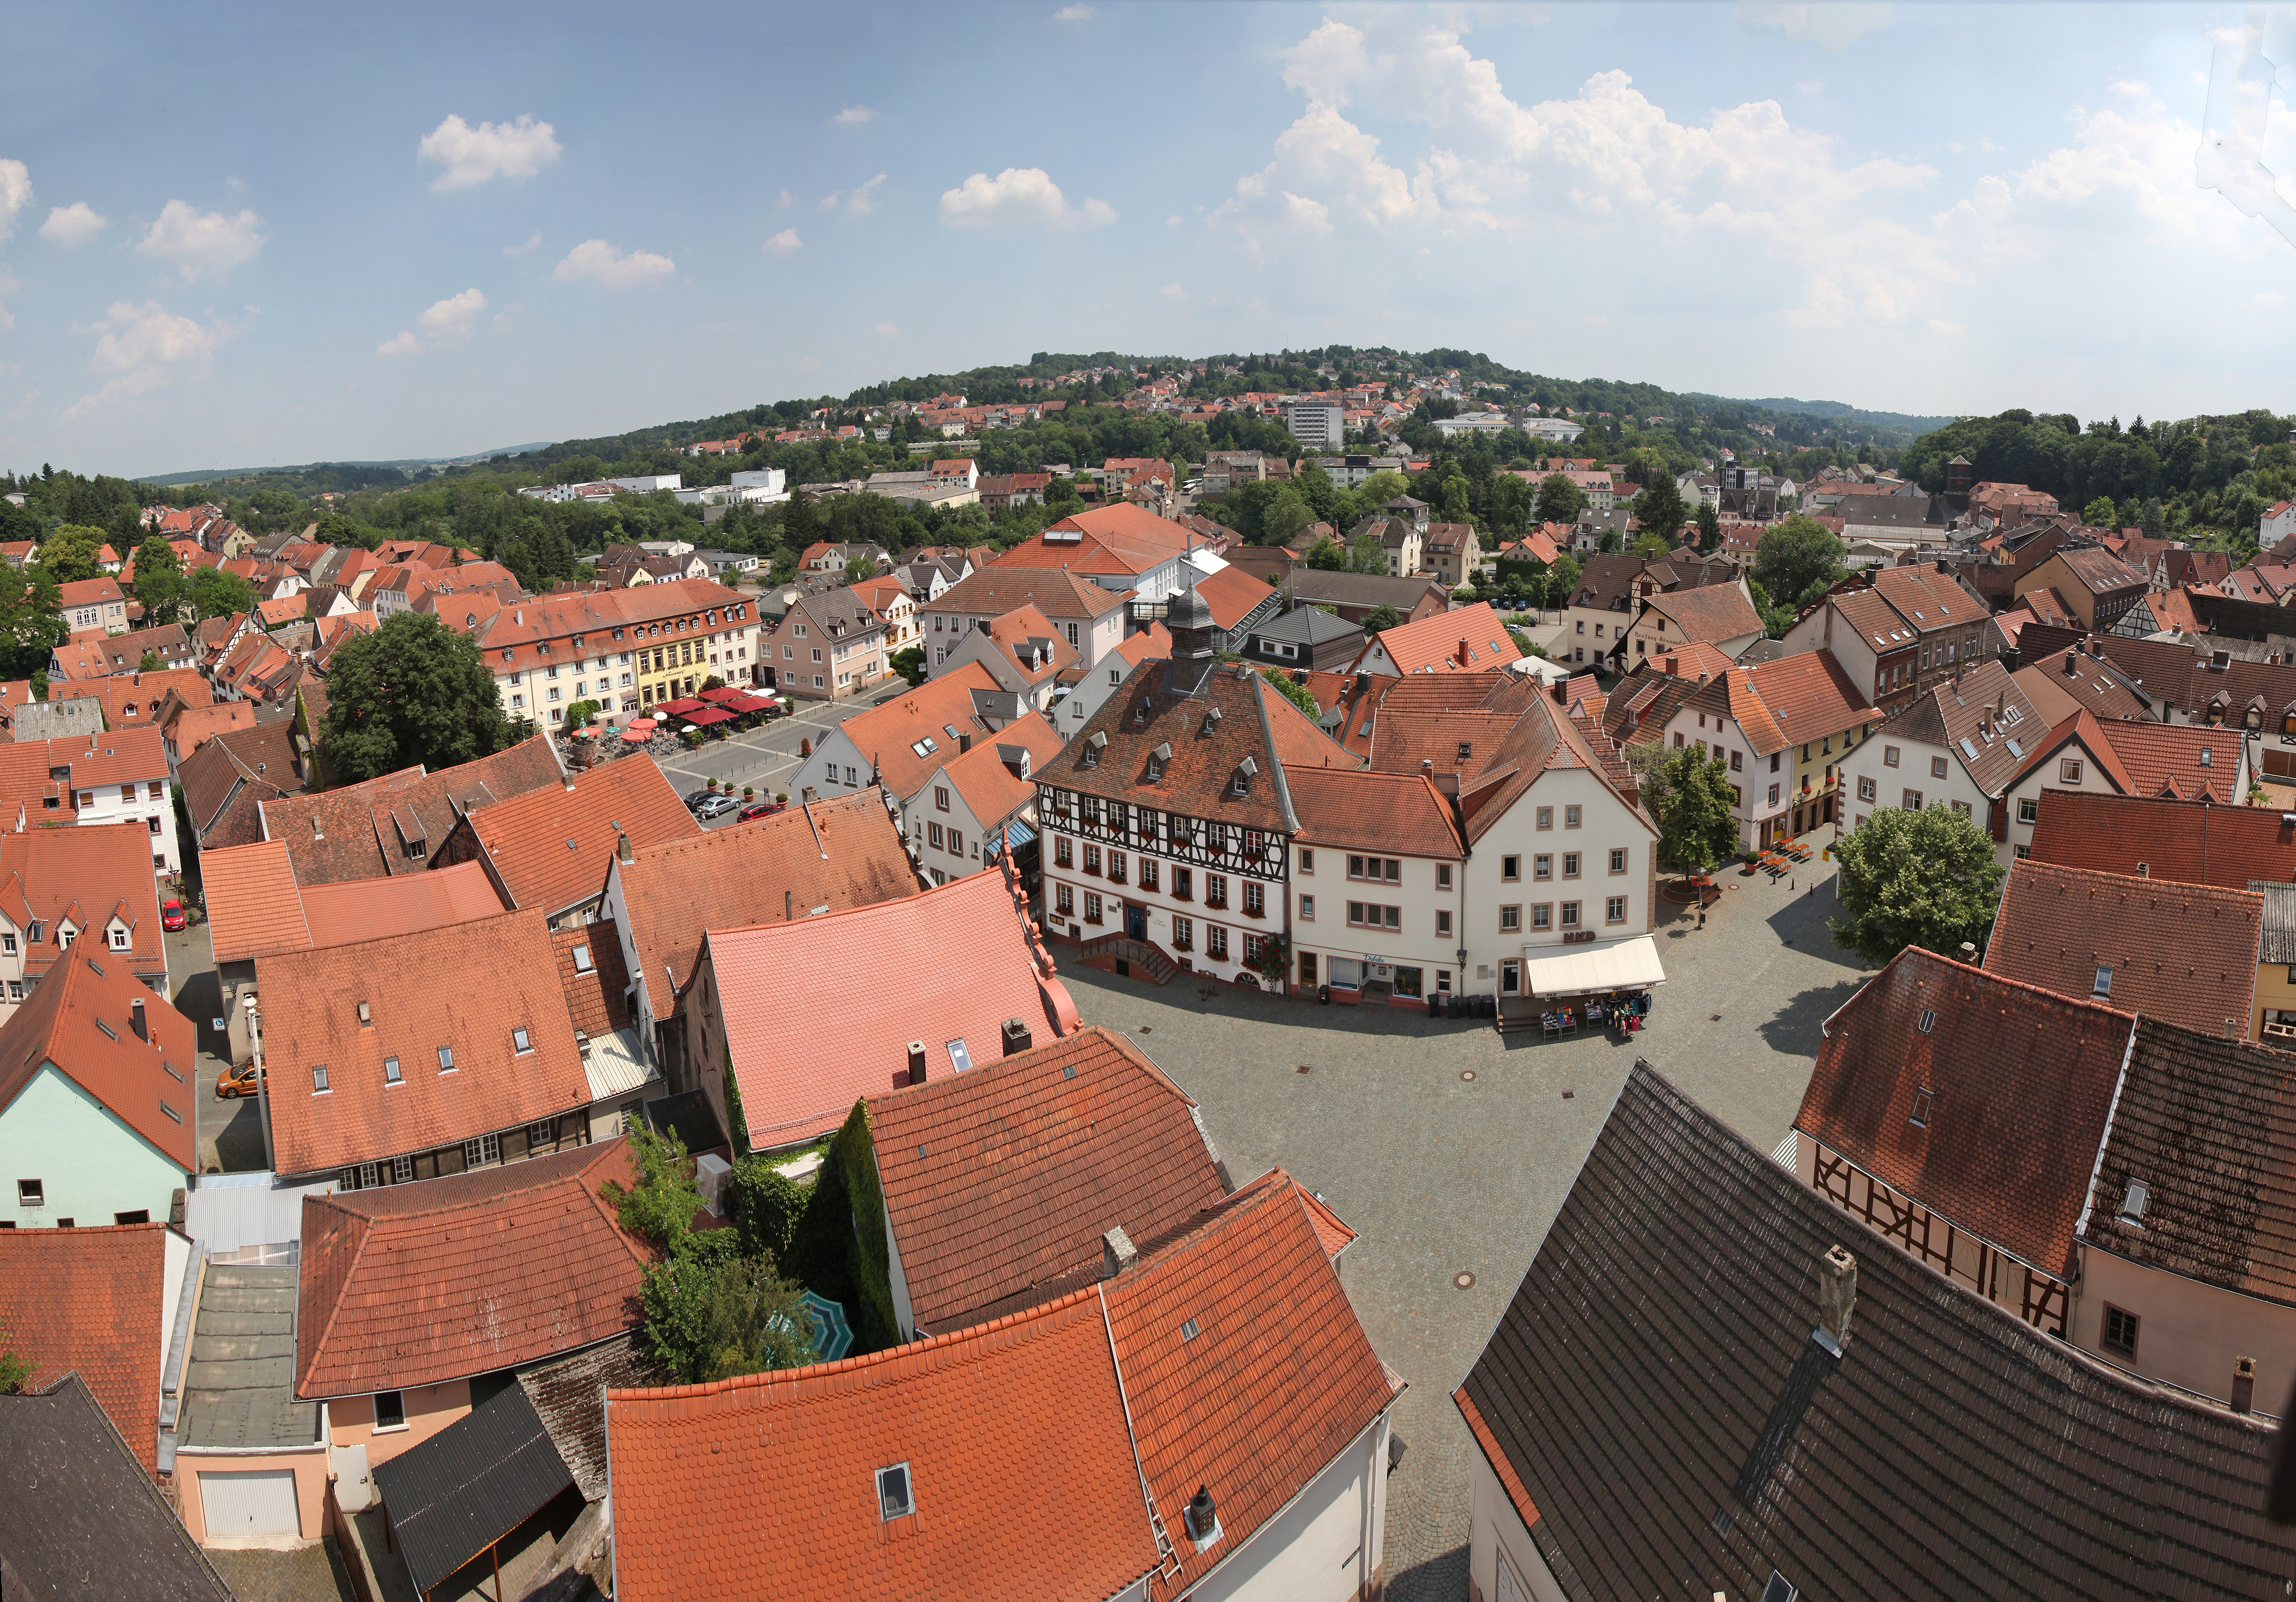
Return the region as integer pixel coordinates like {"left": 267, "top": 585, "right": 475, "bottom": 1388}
{"left": 1076, "top": 932, "right": 1181, "bottom": 986}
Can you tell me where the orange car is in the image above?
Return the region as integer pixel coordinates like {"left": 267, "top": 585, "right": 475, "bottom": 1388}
{"left": 215, "top": 1062, "right": 264, "bottom": 1099}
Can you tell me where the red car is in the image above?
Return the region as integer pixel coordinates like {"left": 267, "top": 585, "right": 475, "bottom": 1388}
{"left": 738, "top": 801, "right": 786, "bottom": 821}
{"left": 161, "top": 899, "right": 187, "bottom": 933}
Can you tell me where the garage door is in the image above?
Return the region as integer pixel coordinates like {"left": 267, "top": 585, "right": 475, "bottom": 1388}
{"left": 200, "top": 1468, "right": 300, "bottom": 1539}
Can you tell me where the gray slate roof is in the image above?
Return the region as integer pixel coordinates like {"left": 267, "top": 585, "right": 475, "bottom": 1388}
{"left": 1250, "top": 606, "right": 1361, "bottom": 646}
{"left": 2254, "top": 880, "right": 2296, "bottom": 965}
{"left": 1458, "top": 1064, "right": 2296, "bottom": 1601}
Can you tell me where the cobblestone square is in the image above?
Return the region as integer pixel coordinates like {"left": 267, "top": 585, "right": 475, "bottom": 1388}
{"left": 1059, "top": 855, "right": 1869, "bottom": 1599}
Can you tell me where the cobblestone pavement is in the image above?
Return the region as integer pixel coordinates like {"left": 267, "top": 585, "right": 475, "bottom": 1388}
{"left": 1058, "top": 853, "right": 1869, "bottom": 1599}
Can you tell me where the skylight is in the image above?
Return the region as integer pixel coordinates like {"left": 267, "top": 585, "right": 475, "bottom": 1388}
{"left": 2118, "top": 1179, "right": 2150, "bottom": 1226}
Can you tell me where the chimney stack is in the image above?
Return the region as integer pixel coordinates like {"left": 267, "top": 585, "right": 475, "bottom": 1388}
{"left": 959, "top": 732, "right": 972, "bottom": 754}
{"left": 1102, "top": 1225, "right": 1138, "bottom": 1278}
{"left": 616, "top": 830, "right": 633, "bottom": 865}
{"left": 905, "top": 1041, "right": 926, "bottom": 1085}
{"left": 1815, "top": 1245, "right": 1856, "bottom": 1355}
{"left": 2234, "top": 1355, "right": 2258, "bottom": 1414}
{"left": 1184, "top": 1486, "right": 1220, "bottom": 1546}
{"left": 2063, "top": 649, "right": 2078, "bottom": 676}
{"left": 130, "top": 998, "right": 146, "bottom": 1042}
{"left": 1959, "top": 942, "right": 1977, "bottom": 962}
{"left": 1000, "top": 1017, "right": 1032, "bottom": 1056}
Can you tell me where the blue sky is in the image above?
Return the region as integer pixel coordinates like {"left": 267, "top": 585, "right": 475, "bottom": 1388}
{"left": 4, "top": 1, "right": 2292, "bottom": 477}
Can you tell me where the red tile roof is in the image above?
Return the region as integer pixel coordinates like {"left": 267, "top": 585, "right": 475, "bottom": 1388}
{"left": 1639, "top": 581, "right": 1763, "bottom": 648}
{"left": 994, "top": 503, "right": 1194, "bottom": 578}
{"left": 257, "top": 736, "right": 566, "bottom": 884}
{"left": 934, "top": 712, "right": 1064, "bottom": 830}
{"left": 202, "top": 839, "right": 506, "bottom": 963}
{"left": 1796, "top": 945, "right": 2134, "bottom": 1278}
{"left": 1365, "top": 600, "right": 1522, "bottom": 676}
{"left": 708, "top": 869, "right": 1075, "bottom": 1150}
{"left": 612, "top": 790, "right": 917, "bottom": 1014}
{"left": 460, "top": 756, "right": 700, "bottom": 917}
{"left": 0, "top": 951, "right": 197, "bottom": 1180}
{"left": 603, "top": 1163, "right": 1391, "bottom": 1602}
{"left": 867, "top": 1025, "right": 1226, "bottom": 1332}
{"left": 1285, "top": 764, "right": 1466, "bottom": 859}
{"left": 2093, "top": 719, "right": 2244, "bottom": 801}
{"left": 1189, "top": 563, "right": 1276, "bottom": 630}
{"left": 2028, "top": 790, "right": 2296, "bottom": 888}
{"left": 1983, "top": 859, "right": 2261, "bottom": 1037}
{"left": 0, "top": 822, "right": 168, "bottom": 988}
{"left": 0, "top": 1223, "right": 169, "bottom": 1474}
{"left": 256, "top": 910, "right": 593, "bottom": 1178}
{"left": 53, "top": 669, "right": 211, "bottom": 733}
{"left": 295, "top": 1140, "right": 657, "bottom": 1399}
{"left": 198, "top": 839, "right": 309, "bottom": 962}
{"left": 827, "top": 662, "right": 1006, "bottom": 802}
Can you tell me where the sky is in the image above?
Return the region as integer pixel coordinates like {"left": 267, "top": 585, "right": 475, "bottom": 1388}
{"left": 3, "top": 1, "right": 2294, "bottom": 478}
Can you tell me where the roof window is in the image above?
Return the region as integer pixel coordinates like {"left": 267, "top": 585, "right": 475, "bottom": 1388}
{"left": 1917, "top": 1008, "right": 1934, "bottom": 1034}
{"left": 357, "top": 1000, "right": 371, "bottom": 1025}
{"left": 312, "top": 1064, "right": 329, "bottom": 1094}
{"left": 1909, "top": 1087, "right": 1934, "bottom": 1128}
{"left": 2092, "top": 966, "right": 2113, "bottom": 999}
{"left": 438, "top": 1046, "right": 455, "bottom": 1074}
{"left": 2117, "top": 1179, "right": 2150, "bottom": 1227}
{"left": 1181, "top": 1317, "right": 1200, "bottom": 1341}
{"left": 383, "top": 1056, "right": 402, "bottom": 1085}
{"left": 512, "top": 1026, "right": 532, "bottom": 1055}
{"left": 572, "top": 944, "right": 593, "bottom": 975}
{"left": 876, "top": 1463, "right": 913, "bottom": 1522}
{"left": 946, "top": 1038, "right": 972, "bottom": 1073}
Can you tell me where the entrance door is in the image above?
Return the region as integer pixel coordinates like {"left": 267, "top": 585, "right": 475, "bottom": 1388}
{"left": 1124, "top": 903, "right": 1147, "bottom": 940}
{"left": 1299, "top": 951, "right": 1317, "bottom": 989}
{"left": 1501, "top": 961, "right": 1520, "bottom": 996}
{"left": 201, "top": 1468, "right": 300, "bottom": 1539}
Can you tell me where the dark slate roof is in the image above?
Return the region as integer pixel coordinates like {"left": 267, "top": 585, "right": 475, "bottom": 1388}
{"left": 0, "top": 1372, "right": 233, "bottom": 1601}
{"left": 517, "top": 1332, "right": 656, "bottom": 1502}
{"left": 2082, "top": 1018, "right": 2296, "bottom": 1308}
{"left": 1457, "top": 1064, "right": 2296, "bottom": 1602}
{"left": 1249, "top": 606, "right": 1361, "bottom": 646}
{"left": 374, "top": 1380, "right": 576, "bottom": 1598}
{"left": 1280, "top": 568, "right": 1448, "bottom": 610}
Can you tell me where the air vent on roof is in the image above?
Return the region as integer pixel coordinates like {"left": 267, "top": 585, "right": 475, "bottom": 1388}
{"left": 1917, "top": 1008, "right": 1934, "bottom": 1034}
{"left": 357, "top": 1000, "right": 371, "bottom": 1025}
{"left": 2117, "top": 1179, "right": 2150, "bottom": 1227}
{"left": 2135, "top": 861, "right": 2148, "bottom": 876}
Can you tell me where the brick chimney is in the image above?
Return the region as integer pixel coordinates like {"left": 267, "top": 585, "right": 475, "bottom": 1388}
{"left": 1815, "top": 1245, "right": 1856, "bottom": 1355}
{"left": 1102, "top": 1226, "right": 1138, "bottom": 1278}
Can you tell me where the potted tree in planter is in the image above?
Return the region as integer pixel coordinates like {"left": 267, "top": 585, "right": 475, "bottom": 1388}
{"left": 742, "top": 786, "right": 754, "bottom": 802}
{"left": 1253, "top": 934, "right": 1289, "bottom": 997}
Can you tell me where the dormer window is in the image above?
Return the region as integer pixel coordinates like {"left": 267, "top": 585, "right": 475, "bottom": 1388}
{"left": 107, "top": 925, "right": 128, "bottom": 951}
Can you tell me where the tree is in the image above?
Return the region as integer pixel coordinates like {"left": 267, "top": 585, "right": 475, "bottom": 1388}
{"left": 639, "top": 1245, "right": 818, "bottom": 1385}
{"left": 1304, "top": 535, "right": 1347, "bottom": 570}
{"left": 130, "top": 534, "right": 185, "bottom": 624}
{"left": 1750, "top": 514, "right": 1847, "bottom": 614}
{"left": 1348, "top": 531, "right": 1386, "bottom": 572}
{"left": 1694, "top": 502, "right": 1722, "bottom": 554}
{"left": 2082, "top": 495, "right": 2118, "bottom": 528}
{"left": 1830, "top": 805, "right": 2006, "bottom": 967}
{"left": 601, "top": 1123, "right": 709, "bottom": 1250}
{"left": 842, "top": 556, "right": 878, "bottom": 588}
{"left": 34, "top": 524, "right": 109, "bottom": 585}
{"left": 0, "top": 1321, "right": 28, "bottom": 1394}
{"left": 1262, "top": 485, "right": 1315, "bottom": 547}
{"left": 1258, "top": 666, "right": 1319, "bottom": 718}
{"left": 185, "top": 565, "right": 256, "bottom": 622}
{"left": 1547, "top": 553, "right": 1582, "bottom": 608}
{"left": 728, "top": 1157, "right": 807, "bottom": 1265}
{"left": 1633, "top": 475, "right": 1689, "bottom": 551}
{"left": 1536, "top": 472, "right": 1587, "bottom": 526}
{"left": 889, "top": 645, "right": 926, "bottom": 686}
{"left": 0, "top": 568, "right": 62, "bottom": 678}
{"left": 318, "top": 611, "right": 512, "bottom": 783}
{"left": 1361, "top": 604, "right": 1404, "bottom": 638}
{"left": 1644, "top": 745, "right": 1741, "bottom": 879}
{"left": 139, "top": 650, "right": 162, "bottom": 672}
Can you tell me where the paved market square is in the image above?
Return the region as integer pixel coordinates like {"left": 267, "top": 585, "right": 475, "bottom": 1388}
{"left": 1059, "top": 853, "right": 1869, "bottom": 1599}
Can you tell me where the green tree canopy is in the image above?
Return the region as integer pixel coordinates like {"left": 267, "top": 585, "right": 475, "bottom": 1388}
{"left": 318, "top": 611, "right": 512, "bottom": 783}
{"left": 639, "top": 1244, "right": 818, "bottom": 1385}
{"left": 186, "top": 564, "right": 256, "bottom": 622}
{"left": 1694, "top": 501, "right": 1722, "bottom": 554}
{"left": 34, "top": 524, "right": 109, "bottom": 586}
{"left": 2082, "top": 495, "right": 2118, "bottom": 527}
{"left": 1304, "top": 535, "right": 1347, "bottom": 570}
{"left": 842, "top": 556, "right": 878, "bottom": 588}
{"left": 1829, "top": 804, "right": 2006, "bottom": 966}
{"left": 1633, "top": 475, "right": 1689, "bottom": 550}
{"left": 1262, "top": 484, "right": 1315, "bottom": 547}
{"left": 1360, "top": 604, "right": 1404, "bottom": 637}
{"left": 1536, "top": 471, "right": 1587, "bottom": 526}
{"left": 1750, "top": 514, "right": 1848, "bottom": 615}
{"left": 130, "top": 534, "right": 185, "bottom": 624}
{"left": 1257, "top": 666, "right": 1319, "bottom": 718}
{"left": 1547, "top": 552, "right": 1582, "bottom": 607}
{"left": 1644, "top": 745, "right": 1741, "bottom": 877}
{"left": 0, "top": 568, "right": 63, "bottom": 678}
{"left": 599, "top": 1123, "right": 708, "bottom": 1252}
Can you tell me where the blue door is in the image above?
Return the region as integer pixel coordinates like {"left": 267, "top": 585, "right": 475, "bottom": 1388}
{"left": 1126, "top": 904, "right": 1147, "bottom": 940}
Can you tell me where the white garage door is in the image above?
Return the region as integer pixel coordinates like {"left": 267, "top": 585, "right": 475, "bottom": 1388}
{"left": 200, "top": 1468, "right": 300, "bottom": 1539}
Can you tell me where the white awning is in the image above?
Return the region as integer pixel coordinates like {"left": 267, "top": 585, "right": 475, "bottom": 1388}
{"left": 1519, "top": 935, "right": 1667, "bottom": 998}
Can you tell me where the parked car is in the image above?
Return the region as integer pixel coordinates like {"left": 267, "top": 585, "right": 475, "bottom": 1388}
{"left": 738, "top": 801, "right": 786, "bottom": 821}
{"left": 161, "top": 899, "right": 187, "bottom": 933}
{"left": 216, "top": 1061, "right": 263, "bottom": 1099}
{"left": 684, "top": 790, "right": 716, "bottom": 812}
{"left": 695, "top": 793, "right": 740, "bottom": 820}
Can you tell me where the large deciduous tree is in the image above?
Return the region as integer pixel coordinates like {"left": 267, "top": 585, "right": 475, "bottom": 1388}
{"left": 0, "top": 567, "right": 62, "bottom": 678}
{"left": 1829, "top": 804, "right": 2006, "bottom": 967}
{"left": 186, "top": 565, "right": 256, "bottom": 622}
{"left": 1536, "top": 471, "right": 1587, "bottom": 526}
{"left": 1632, "top": 475, "right": 1688, "bottom": 551}
{"left": 1750, "top": 514, "right": 1848, "bottom": 614}
{"left": 1644, "top": 746, "right": 1742, "bottom": 879}
{"left": 34, "top": 523, "right": 109, "bottom": 586}
{"left": 130, "top": 535, "right": 185, "bottom": 624}
{"left": 318, "top": 611, "right": 511, "bottom": 782}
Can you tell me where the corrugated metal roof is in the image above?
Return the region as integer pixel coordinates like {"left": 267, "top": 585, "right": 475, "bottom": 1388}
{"left": 374, "top": 1382, "right": 574, "bottom": 1598}
{"left": 2252, "top": 880, "right": 2296, "bottom": 965}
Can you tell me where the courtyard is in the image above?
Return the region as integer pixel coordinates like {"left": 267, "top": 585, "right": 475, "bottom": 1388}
{"left": 1057, "top": 850, "right": 1867, "bottom": 1600}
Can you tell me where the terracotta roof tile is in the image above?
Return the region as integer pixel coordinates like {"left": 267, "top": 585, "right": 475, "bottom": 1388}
{"left": 202, "top": 839, "right": 505, "bottom": 963}
{"left": 2094, "top": 719, "right": 2244, "bottom": 800}
{"left": 1796, "top": 945, "right": 2134, "bottom": 1278}
{"left": 462, "top": 756, "right": 700, "bottom": 917}
{"left": 1285, "top": 764, "right": 1464, "bottom": 859}
{"left": 1188, "top": 563, "right": 1276, "bottom": 630}
{"left": 2030, "top": 790, "right": 2296, "bottom": 887}
{"left": 935, "top": 712, "right": 1064, "bottom": 830}
{"left": 710, "top": 870, "right": 1075, "bottom": 1150}
{"left": 995, "top": 503, "right": 1195, "bottom": 578}
{"left": 1640, "top": 581, "right": 1762, "bottom": 647}
{"left": 829, "top": 662, "right": 1008, "bottom": 802}
{"left": 258, "top": 736, "right": 565, "bottom": 884}
{"left": 256, "top": 910, "right": 593, "bottom": 1177}
{"left": 295, "top": 1140, "right": 657, "bottom": 1398}
{"left": 1366, "top": 600, "right": 1522, "bottom": 676}
{"left": 613, "top": 790, "right": 917, "bottom": 1014}
{"left": 551, "top": 921, "right": 633, "bottom": 1039}
{"left": 922, "top": 565, "right": 1129, "bottom": 622}
{"left": 0, "top": 950, "right": 197, "bottom": 1180}
{"left": 1985, "top": 858, "right": 2260, "bottom": 1035}
{"left": 868, "top": 1025, "right": 1226, "bottom": 1332}
{"left": 198, "top": 839, "right": 310, "bottom": 962}
{"left": 177, "top": 724, "right": 308, "bottom": 850}
{"left": 0, "top": 1223, "right": 169, "bottom": 1475}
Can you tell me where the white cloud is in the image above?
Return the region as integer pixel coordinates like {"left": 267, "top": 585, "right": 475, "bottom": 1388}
{"left": 378, "top": 287, "right": 489, "bottom": 355}
{"left": 777, "top": 189, "right": 795, "bottom": 208}
{"left": 763, "top": 228, "right": 803, "bottom": 257}
{"left": 0, "top": 269, "right": 17, "bottom": 332}
{"left": 135, "top": 200, "right": 266, "bottom": 280}
{"left": 418, "top": 113, "right": 562, "bottom": 190}
{"left": 1167, "top": 214, "right": 1182, "bottom": 226}
{"left": 833, "top": 105, "right": 875, "bottom": 125}
{"left": 1734, "top": 3, "right": 1894, "bottom": 52}
{"left": 0, "top": 161, "right": 27, "bottom": 244}
{"left": 63, "top": 300, "right": 233, "bottom": 420}
{"left": 1051, "top": 3, "right": 1092, "bottom": 19}
{"left": 799, "top": 355, "right": 819, "bottom": 370}
{"left": 504, "top": 231, "right": 542, "bottom": 255}
{"left": 938, "top": 167, "right": 1116, "bottom": 229}
{"left": 1161, "top": 282, "right": 1187, "bottom": 300}
{"left": 552, "top": 239, "right": 676, "bottom": 288}
{"left": 39, "top": 202, "right": 107, "bottom": 246}
{"left": 2252, "top": 290, "right": 2287, "bottom": 310}
{"left": 821, "top": 174, "right": 887, "bottom": 216}
{"left": 876, "top": 322, "right": 899, "bottom": 337}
